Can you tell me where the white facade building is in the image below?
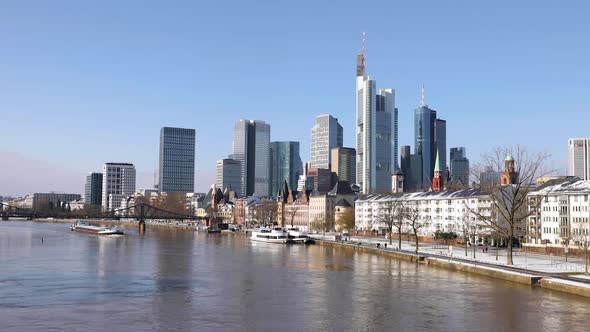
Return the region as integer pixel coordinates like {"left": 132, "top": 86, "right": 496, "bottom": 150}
{"left": 568, "top": 138, "right": 590, "bottom": 180}
{"left": 102, "top": 163, "right": 136, "bottom": 212}
{"left": 355, "top": 190, "right": 493, "bottom": 236}
{"left": 527, "top": 177, "right": 590, "bottom": 245}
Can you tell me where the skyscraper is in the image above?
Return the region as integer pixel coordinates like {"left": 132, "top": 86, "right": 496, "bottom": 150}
{"left": 310, "top": 114, "right": 343, "bottom": 169}
{"left": 233, "top": 119, "right": 271, "bottom": 197}
{"left": 158, "top": 127, "right": 196, "bottom": 193}
{"left": 101, "top": 163, "right": 136, "bottom": 211}
{"left": 270, "top": 141, "right": 303, "bottom": 196}
{"left": 450, "top": 147, "right": 470, "bottom": 187}
{"left": 355, "top": 34, "right": 396, "bottom": 194}
{"left": 216, "top": 159, "right": 242, "bottom": 193}
{"left": 331, "top": 147, "right": 356, "bottom": 185}
{"left": 568, "top": 138, "right": 590, "bottom": 180}
{"left": 414, "top": 85, "right": 446, "bottom": 189}
{"left": 85, "top": 172, "right": 103, "bottom": 206}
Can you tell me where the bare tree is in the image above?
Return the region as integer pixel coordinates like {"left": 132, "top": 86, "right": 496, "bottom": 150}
{"left": 377, "top": 197, "right": 406, "bottom": 247}
{"left": 310, "top": 217, "right": 327, "bottom": 234}
{"left": 457, "top": 209, "right": 478, "bottom": 258}
{"left": 468, "top": 145, "right": 552, "bottom": 265}
{"left": 405, "top": 204, "right": 425, "bottom": 254}
{"left": 287, "top": 205, "right": 300, "bottom": 228}
{"left": 250, "top": 201, "right": 278, "bottom": 227}
{"left": 573, "top": 226, "right": 590, "bottom": 274}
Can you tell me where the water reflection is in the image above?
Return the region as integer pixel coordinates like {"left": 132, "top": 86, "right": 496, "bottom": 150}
{"left": 1, "top": 221, "right": 589, "bottom": 332}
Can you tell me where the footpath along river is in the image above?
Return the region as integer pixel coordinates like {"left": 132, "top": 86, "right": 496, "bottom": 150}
{"left": 0, "top": 220, "right": 588, "bottom": 332}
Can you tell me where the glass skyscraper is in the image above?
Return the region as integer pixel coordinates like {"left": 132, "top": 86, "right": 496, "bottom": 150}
{"left": 270, "top": 141, "right": 302, "bottom": 196}
{"left": 450, "top": 147, "right": 470, "bottom": 186}
{"left": 414, "top": 95, "right": 446, "bottom": 189}
{"left": 158, "top": 127, "right": 196, "bottom": 193}
{"left": 85, "top": 172, "right": 103, "bottom": 206}
{"left": 310, "top": 115, "right": 343, "bottom": 170}
{"left": 233, "top": 119, "right": 271, "bottom": 197}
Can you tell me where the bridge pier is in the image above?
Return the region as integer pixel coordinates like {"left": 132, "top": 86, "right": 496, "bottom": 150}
{"left": 1, "top": 215, "right": 8, "bottom": 221}
{"left": 139, "top": 219, "right": 146, "bottom": 235}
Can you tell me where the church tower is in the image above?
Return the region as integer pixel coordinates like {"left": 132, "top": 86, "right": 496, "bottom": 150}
{"left": 432, "top": 150, "right": 443, "bottom": 192}
{"left": 501, "top": 155, "right": 519, "bottom": 185}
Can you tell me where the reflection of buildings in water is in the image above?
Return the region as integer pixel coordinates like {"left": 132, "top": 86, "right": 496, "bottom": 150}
{"left": 153, "top": 229, "right": 194, "bottom": 330}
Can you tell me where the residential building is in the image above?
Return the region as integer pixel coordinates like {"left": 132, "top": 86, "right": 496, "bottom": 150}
{"left": 331, "top": 147, "right": 356, "bottom": 185}
{"left": 450, "top": 147, "right": 470, "bottom": 188}
{"left": 216, "top": 159, "right": 242, "bottom": 193}
{"left": 527, "top": 177, "right": 587, "bottom": 245}
{"left": 102, "top": 163, "right": 136, "bottom": 212}
{"left": 310, "top": 115, "right": 343, "bottom": 169}
{"left": 270, "top": 141, "right": 303, "bottom": 197}
{"left": 355, "top": 190, "right": 493, "bottom": 237}
{"left": 233, "top": 119, "right": 271, "bottom": 197}
{"left": 568, "top": 138, "right": 590, "bottom": 180}
{"left": 158, "top": 127, "right": 196, "bottom": 193}
{"left": 308, "top": 181, "right": 355, "bottom": 231}
{"left": 355, "top": 39, "right": 396, "bottom": 195}
{"left": 84, "top": 172, "right": 103, "bottom": 206}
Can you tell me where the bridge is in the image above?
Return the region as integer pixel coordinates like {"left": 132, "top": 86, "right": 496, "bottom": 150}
{"left": 0, "top": 202, "right": 208, "bottom": 233}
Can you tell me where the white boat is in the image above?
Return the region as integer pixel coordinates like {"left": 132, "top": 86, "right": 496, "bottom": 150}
{"left": 286, "top": 227, "right": 313, "bottom": 243}
{"left": 70, "top": 221, "right": 124, "bottom": 235}
{"left": 250, "top": 226, "right": 288, "bottom": 243}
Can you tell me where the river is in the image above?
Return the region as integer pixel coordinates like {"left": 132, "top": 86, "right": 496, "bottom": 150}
{"left": 0, "top": 220, "right": 587, "bottom": 331}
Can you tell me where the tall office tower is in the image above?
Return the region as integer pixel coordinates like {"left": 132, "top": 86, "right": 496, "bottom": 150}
{"left": 414, "top": 85, "right": 445, "bottom": 189}
{"left": 450, "top": 147, "right": 470, "bottom": 187}
{"left": 310, "top": 115, "right": 343, "bottom": 169}
{"left": 216, "top": 159, "right": 242, "bottom": 193}
{"left": 158, "top": 127, "right": 196, "bottom": 193}
{"left": 84, "top": 172, "right": 103, "bottom": 206}
{"left": 376, "top": 88, "right": 395, "bottom": 193}
{"left": 355, "top": 33, "right": 395, "bottom": 194}
{"left": 101, "top": 163, "right": 136, "bottom": 212}
{"left": 270, "top": 141, "right": 303, "bottom": 197}
{"left": 568, "top": 138, "right": 590, "bottom": 180}
{"left": 233, "top": 119, "right": 271, "bottom": 197}
{"left": 331, "top": 147, "right": 356, "bottom": 185}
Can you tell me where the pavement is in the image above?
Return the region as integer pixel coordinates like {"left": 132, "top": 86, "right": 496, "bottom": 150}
{"left": 310, "top": 233, "right": 590, "bottom": 274}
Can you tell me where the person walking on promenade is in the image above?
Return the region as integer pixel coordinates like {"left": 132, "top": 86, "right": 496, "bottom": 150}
{"left": 384, "top": 243, "right": 387, "bottom": 249}
{"left": 482, "top": 245, "right": 486, "bottom": 253}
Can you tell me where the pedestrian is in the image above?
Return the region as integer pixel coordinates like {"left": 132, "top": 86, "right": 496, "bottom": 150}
{"left": 377, "top": 243, "right": 381, "bottom": 248}
{"left": 482, "top": 245, "right": 485, "bottom": 253}
{"left": 384, "top": 243, "right": 387, "bottom": 249}
{"left": 486, "top": 246, "right": 488, "bottom": 253}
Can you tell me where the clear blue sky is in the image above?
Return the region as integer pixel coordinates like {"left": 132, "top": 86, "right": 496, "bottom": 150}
{"left": 1, "top": 0, "right": 589, "bottom": 196}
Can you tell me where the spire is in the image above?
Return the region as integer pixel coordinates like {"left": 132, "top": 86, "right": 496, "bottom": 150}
{"left": 362, "top": 31, "right": 366, "bottom": 65}
{"left": 421, "top": 83, "right": 426, "bottom": 107}
{"left": 356, "top": 32, "right": 366, "bottom": 77}
{"left": 434, "top": 149, "right": 441, "bottom": 172}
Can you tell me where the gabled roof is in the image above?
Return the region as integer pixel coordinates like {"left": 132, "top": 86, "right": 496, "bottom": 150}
{"left": 528, "top": 177, "right": 585, "bottom": 196}
{"left": 335, "top": 199, "right": 352, "bottom": 208}
{"left": 328, "top": 181, "right": 355, "bottom": 196}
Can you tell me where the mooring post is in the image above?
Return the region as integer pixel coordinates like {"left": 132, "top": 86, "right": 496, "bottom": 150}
{"left": 138, "top": 204, "right": 146, "bottom": 235}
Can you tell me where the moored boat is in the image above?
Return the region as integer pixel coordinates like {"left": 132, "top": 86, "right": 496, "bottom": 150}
{"left": 250, "top": 226, "right": 288, "bottom": 243}
{"left": 70, "top": 221, "right": 124, "bottom": 235}
{"left": 286, "top": 227, "right": 314, "bottom": 244}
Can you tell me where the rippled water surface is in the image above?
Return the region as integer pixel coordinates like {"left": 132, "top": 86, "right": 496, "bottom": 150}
{"left": 0, "top": 221, "right": 588, "bottom": 332}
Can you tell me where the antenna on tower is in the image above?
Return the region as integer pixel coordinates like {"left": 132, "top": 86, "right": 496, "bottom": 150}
{"left": 362, "top": 31, "right": 366, "bottom": 65}
{"left": 421, "top": 83, "right": 426, "bottom": 107}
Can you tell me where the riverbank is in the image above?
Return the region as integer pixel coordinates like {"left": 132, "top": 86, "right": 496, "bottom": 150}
{"left": 316, "top": 239, "right": 590, "bottom": 299}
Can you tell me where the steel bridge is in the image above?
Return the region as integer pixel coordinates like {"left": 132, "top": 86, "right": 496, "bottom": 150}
{"left": 0, "top": 202, "right": 208, "bottom": 233}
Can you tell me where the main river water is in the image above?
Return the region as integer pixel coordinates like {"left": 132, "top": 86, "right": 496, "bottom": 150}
{"left": 0, "top": 221, "right": 588, "bottom": 332}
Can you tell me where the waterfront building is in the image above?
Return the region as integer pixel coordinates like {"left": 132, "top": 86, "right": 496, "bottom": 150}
{"left": 84, "top": 172, "right": 103, "bottom": 206}
{"left": 308, "top": 181, "right": 355, "bottom": 231}
{"left": 414, "top": 85, "right": 446, "bottom": 190}
{"left": 277, "top": 181, "right": 310, "bottom": 230}
{"left": 310, "top": 115, "right": 343, "bottom": 169}
{"left": 568, "top": 138, "right": 590, "bottom": 180}
{"left": 331, "top": 147, "right": 356, "bottom": 185}
{"left": 25, "top": 193, "right": 82, "bottom": 211}
{"left": 216, "top": 159, "right": 242, "bottom": 193}
{"left": 102, "top": 162, "right": 136, "bottom": 212}
{"left": 527, "top": 177, "right": 587, "bottom": 245}
{"left": 158, "top": 127, "right": 196, "bottom": 193}
{"left": 355, "top": 36, "right": 397, "bottom": 194}
{"left": 270, "top": 141, "right": 303, "bottom": 197}
{"left": 450, "top": 147, "right": 470, "bottom": 188}
{"left": 354, "top": 190, "right": 492, "bottom": 237}
{"left": 233, "top": 119, "right": 271, "bottom": 197}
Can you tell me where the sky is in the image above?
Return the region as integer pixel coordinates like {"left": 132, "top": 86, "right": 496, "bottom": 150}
{"left": 1, "top": 0, "right": 589, "bottom": 196}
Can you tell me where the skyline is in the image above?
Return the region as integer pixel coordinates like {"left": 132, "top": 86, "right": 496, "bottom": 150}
{"left": 1, "top": 1, "right": 588, "bottom": 196}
